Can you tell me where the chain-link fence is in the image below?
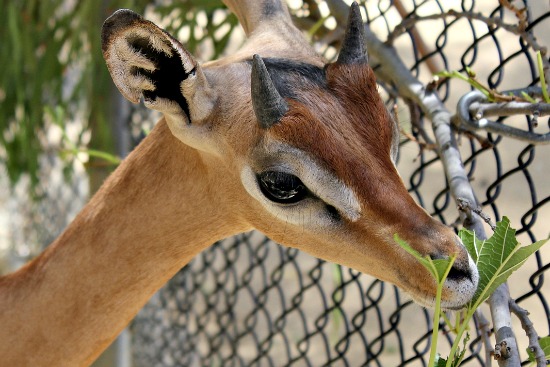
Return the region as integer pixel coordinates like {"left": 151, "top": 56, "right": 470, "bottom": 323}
{"left": 2, "top": 1, "right": 549, "bottom": 366}
{"left": 129, "top": 1, "right": 550, "bottom": 366}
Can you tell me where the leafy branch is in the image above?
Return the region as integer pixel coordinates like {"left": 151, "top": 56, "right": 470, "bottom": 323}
{"left": 437, "top": 51, "right": 550, "bottom": 105}
{"left": 45, "top": 106, "right": 121, "bottom": 167}
{"left": 385, "top": 5, "right": 549, "bottom": 84}
{"left": 395, "top": 235, "right": 457, "bottom": 367}
{"left": 396, "top": 217, "right": 548, "bottom": 366}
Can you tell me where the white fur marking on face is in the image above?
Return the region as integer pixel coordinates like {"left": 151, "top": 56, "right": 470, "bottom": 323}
{"left": 241, "top": 141, "right": 362, "bottom": 226}
{"left": 262, "top": 141, "right": 361, "bottom": 221}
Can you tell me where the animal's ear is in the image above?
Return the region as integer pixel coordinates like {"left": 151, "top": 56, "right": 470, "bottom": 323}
{"left": 101, "top": 9, "right": 215, "bottom": 128}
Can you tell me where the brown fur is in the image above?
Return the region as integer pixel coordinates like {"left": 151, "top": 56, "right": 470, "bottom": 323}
{"left": 271, "top": 64, "right": 404, "bottom": 213}
{"left": 0, "top": 1, "right": 477, "bottom": 366}
{"left": 267, "top": 63, "right": 468, "bottom": 297}
{"left": 0, "top": 122, "right": 251, "bottom": 366}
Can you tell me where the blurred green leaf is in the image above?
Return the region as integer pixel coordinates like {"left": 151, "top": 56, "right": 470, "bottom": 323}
{"left": 0, "top": 0, "right": 241, "bottom": 193}
{"left": 526, "top": 336, "right": 550, "bottom": 364}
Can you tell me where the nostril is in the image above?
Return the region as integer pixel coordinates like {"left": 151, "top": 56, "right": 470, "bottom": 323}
{"left": 428, "top": 252, "right": 473, "bottom": 282}
{"left": 446, "top": 265, "right": 471, "bottom": 282}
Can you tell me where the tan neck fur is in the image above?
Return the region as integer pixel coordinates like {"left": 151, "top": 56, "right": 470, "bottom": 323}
{"left": 0, "top": 120, "right": 249, "bottom": 367}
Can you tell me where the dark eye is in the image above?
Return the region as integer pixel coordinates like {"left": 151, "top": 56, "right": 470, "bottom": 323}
{"left": 257, "top": 171, "right": 308, "bottom": 204}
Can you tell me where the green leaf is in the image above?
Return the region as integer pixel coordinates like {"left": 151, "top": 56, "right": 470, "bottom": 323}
{"left": 537, "top": 51, "right": 550, "bottom": 103}
{"left": 434, "top": 355, "right": 447, "bottom": 367}
{"left": 460, "top": 217, "right": 549, "bottom": 307}
{"left": 527, "top": 336, "right": 550, "bottom": 362}
{"left": 459, "top": 229, "right": 478, "bottom": 262}
{"left": 452, "top": 333, "right": 470, "bottom": 367}
{"left": 394, "top": 235, "right": 455, "bottom": 283}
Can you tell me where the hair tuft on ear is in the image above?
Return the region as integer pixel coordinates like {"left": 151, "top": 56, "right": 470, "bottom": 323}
{"left": 101, "top": 9, "right": 214, "bottom": 125}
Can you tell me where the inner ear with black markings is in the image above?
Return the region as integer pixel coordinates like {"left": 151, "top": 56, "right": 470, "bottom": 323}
{"left": 126, "top": 35, "right": 191, "bottom": 119}
{"left": 101, "top": 9, "right": 204, "bottom": 123}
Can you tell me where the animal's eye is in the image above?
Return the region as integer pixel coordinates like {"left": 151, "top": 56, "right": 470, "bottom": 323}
{"left": 257, "top": 171, "right": 308, "bottom": 204}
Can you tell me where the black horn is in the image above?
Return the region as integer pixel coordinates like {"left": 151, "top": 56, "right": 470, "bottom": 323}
{"left": 337, "top": 2, "right": 367, "bottom": 64}
{"left": 251, "top": 54, "right": 289, "bottom": 129}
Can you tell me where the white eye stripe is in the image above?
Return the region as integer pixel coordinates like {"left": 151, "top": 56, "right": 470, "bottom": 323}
{"left": 245, "top": 141, "right": 361, "bottom": 223}
{"left": 241, "top": 166, "right": 331, "bottom": 226}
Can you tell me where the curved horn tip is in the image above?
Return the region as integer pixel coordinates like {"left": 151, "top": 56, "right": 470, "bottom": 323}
{"left": 251, "top": 54, "right": 289, "bottom": 129}
{"left": 336, "top": 1, "right": 368, "bottom": 65}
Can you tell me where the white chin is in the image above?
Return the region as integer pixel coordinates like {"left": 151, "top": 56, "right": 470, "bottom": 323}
{"left": 409, "top": 257, "right": 480, "bottom": 310}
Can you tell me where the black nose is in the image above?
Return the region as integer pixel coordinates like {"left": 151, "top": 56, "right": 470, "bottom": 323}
{"left": 429, "top": 253, "right": 473, "bottom": 282}
{"left": 446, "top": 264, "right": 472, "bottom": 282}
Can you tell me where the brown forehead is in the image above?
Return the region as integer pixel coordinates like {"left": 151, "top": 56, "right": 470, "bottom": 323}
{"left": 269, "top": 63, "right": 396, "bottom": 193}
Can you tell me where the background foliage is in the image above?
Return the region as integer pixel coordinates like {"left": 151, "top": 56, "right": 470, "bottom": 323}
{"left": 0, "top": 0, "right": 240, "bottom": 191}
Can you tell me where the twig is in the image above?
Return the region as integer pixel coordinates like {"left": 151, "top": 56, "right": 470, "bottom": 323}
{"left": 392, "top": 0, "right": 441, "bottom": 75}
{"left": 456, "top": 129, "right": 494, "bottom": 150}
{"left": 457, "top": 198, "right": 496, "bottom": 231}
{"left": 405, "top": 98, "right": 437, "bottom": 147}
{"left": 400, "top": 127, "right": 437, "bottom": 155}
{"left": 438, "top": 70, "right": 549, "bottom": 104}
{"left": 509, "top": 299, "right": 547, "bottom": 367}
{"left": 398, "top": 101, "right": 437, "bottom": 153}
{"left": 498, "top": 0, "right": 528, "bottom": 32}
{"left": 386, "top": 9, "right": 543, "bottom": 53}
{"left": 475, "top": 310, "right": 495, "bottom": 366}
{"left": 385, "top": 8, "right": 549, "bottom": 82}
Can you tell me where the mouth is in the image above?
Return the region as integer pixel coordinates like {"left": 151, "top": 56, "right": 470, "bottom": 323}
{"left": 407, "top": 256, "right": 479, "bottom": 310}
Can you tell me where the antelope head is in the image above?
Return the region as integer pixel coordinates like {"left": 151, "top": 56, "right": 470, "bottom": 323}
{"left": 101, "top": 2, "right": 478, "bottom": 309}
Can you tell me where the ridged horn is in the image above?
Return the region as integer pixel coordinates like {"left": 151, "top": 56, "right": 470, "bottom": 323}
{"left": 337, "top": 2, "right": 368, "bottom": 64}
{"left": 251, "top": 54, "right": 289, "bottom": 129}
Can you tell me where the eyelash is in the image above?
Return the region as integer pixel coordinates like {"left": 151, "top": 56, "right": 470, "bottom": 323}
{"left": 257, "top": 171, "right": 309, "bottom": 204}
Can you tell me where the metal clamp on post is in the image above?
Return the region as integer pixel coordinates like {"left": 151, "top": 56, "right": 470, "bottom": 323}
{"left": 456, "top": 89, "right": 550, "bottom": 144}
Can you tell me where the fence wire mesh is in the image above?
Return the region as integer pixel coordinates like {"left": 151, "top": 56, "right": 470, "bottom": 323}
{"left": 130, "top": 1, "right": 550, "bottom": 366}
{"left": 1, "top": 0, "right": 548, "bottom": 366}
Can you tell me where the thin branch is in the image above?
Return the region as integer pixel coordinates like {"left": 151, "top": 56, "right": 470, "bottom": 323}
{"left": 392, "top": 0, "right": 441, "bottom": 75}
{"left": 405, "top": 98, "right": 437, "bottom": 147}
{"left": 400, "top": 127, "right": 437, "bottom": 153}
{"left": 474, "top": 310, "right": 495, "bottom": 367}
{"left": 457, "top": 198, "right": 496, "bottom": 231}
{"left": 385, "top": 8, "right": 549, "bottom": 81}
{"left": 498, "top": 0, "right": 528, "bottom": 32}
{"left": 509, "top": 299, "right": 547, "bottom": 367}
{"left": 386, "top": 9, "right": 542, "bottom": 52}
{"left": 453, "top": 127, "right": 494, "bottom": 150}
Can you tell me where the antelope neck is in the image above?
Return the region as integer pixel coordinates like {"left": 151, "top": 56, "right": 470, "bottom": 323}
{"left": 0, "top": 119, "right": 246, "bottom": 367}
